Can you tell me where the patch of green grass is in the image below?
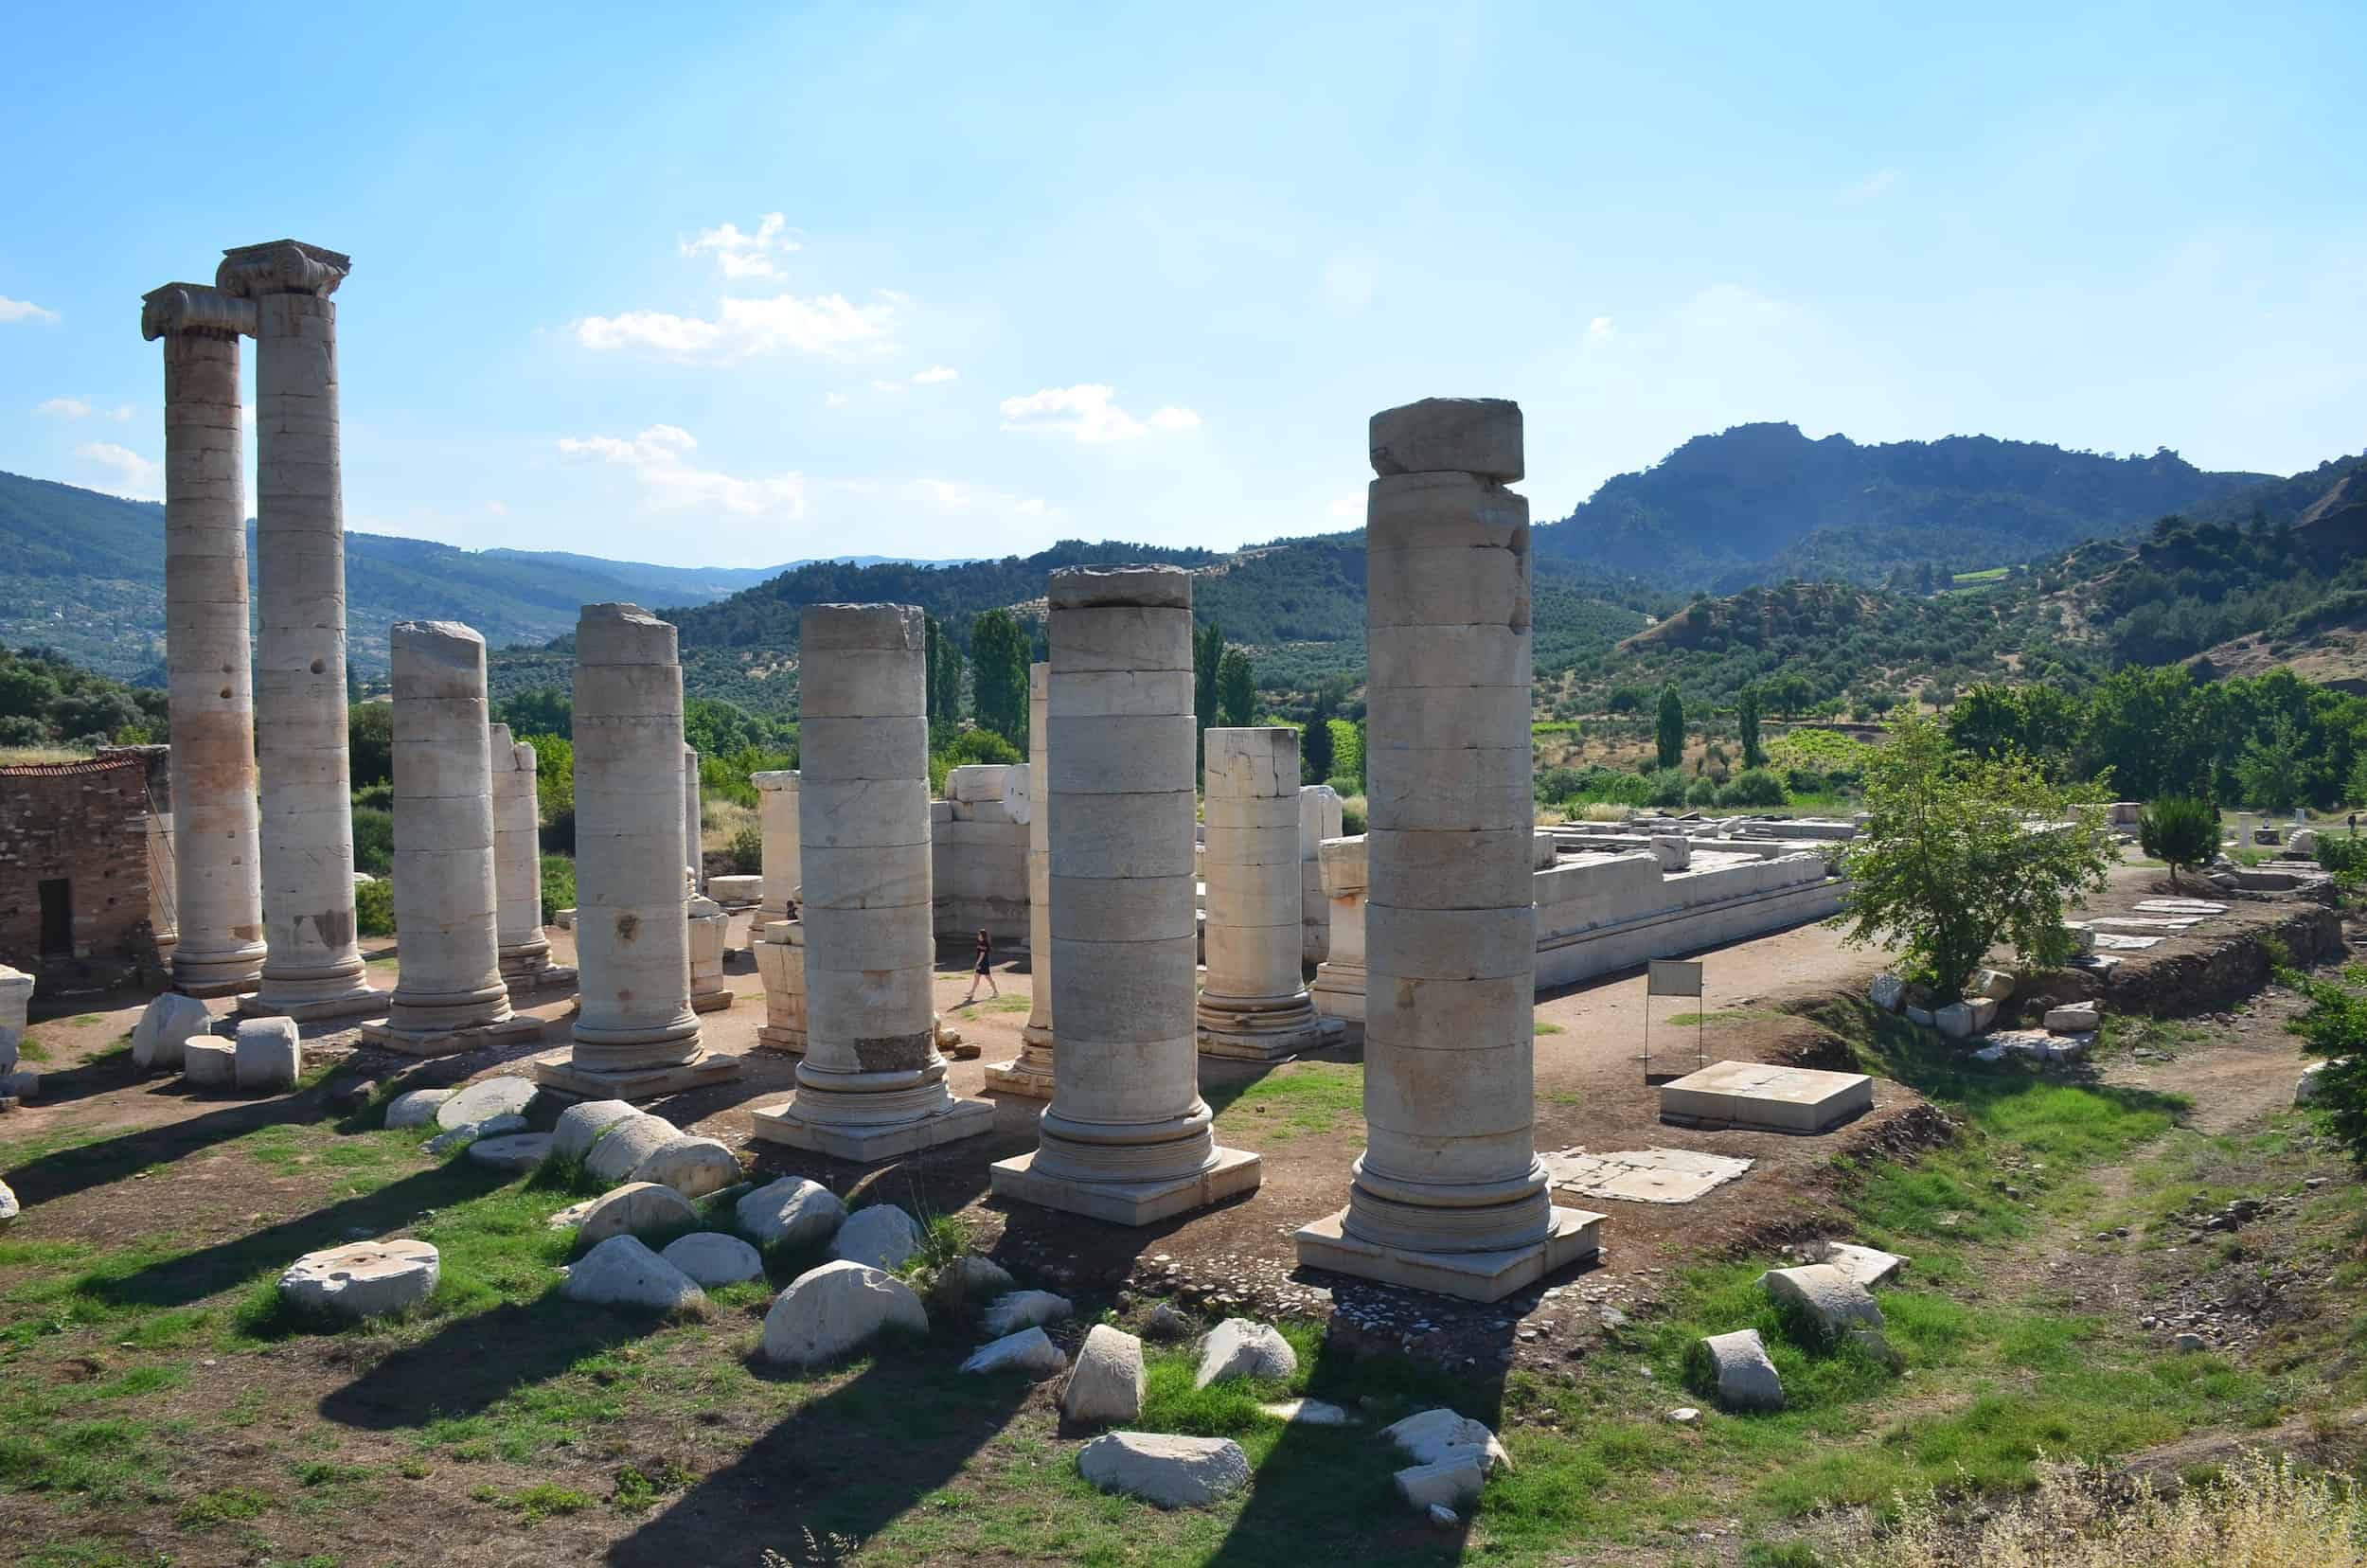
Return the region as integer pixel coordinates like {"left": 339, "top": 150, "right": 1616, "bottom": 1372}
{"left": 1206, "top": 1060, "right": 1363, "bottom": 1141}
{"left": 490, "top": 1482, "right": 596, "bottom": 1523}
{"left": 14, "top": 1031, "right": 52, "bottom": 1062}
{"left": 608, "top": 1459, "right": 694, "bottom": 1513}
{"left": 1535, "top": 1020, "right": 1566, "bottom": 1036}
{"left": 175, "top": 1483, "right": 274, "bottom": 1529}
{"left": 1664, "top": 1008, "right": 1783, "bottom": 1027}
{"left": 974, "top": 996, "right": 1030, "bottom": 1015}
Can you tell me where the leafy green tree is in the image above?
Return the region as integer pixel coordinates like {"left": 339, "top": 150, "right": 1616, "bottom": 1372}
{"left": 1655, "top": 685, "right": 1684, "bottom": 771}
{"left": 2234, "top": 714, "right": 2322, "bottom": 811}
{"left": 2077, "top": 665, "right": 2216, "bottom": 800}
{"left": 1302, "top": 682, "right": 1337, "bottom": 785}
{"left": 968, "top": 608, "right": 1030, "bottom": 749}
{"left": 519, "top": 733, "right": 574, "bottom": 851}
{"left": 2138, "top": 796, "right": 2219, "bottom": 889}
{"left": 2278, "top": 962, "right": 2367, "bottom": 1170}
{"left": 347, "top": 703, "right": 394, "bottom": 790}
{"left": 1217, "top": 648, "right": 1256, "bottom": 728}
{"left": 1760, "top": 670, "right": 1815, "bottom": 720}
{"left": 1736, "top": 685, "right": 1764, "bottom": 770}
{"left": 1193, "top": 620, "right": 1224, "bottom": 756}
{"left": 1835, "top": 711, "right": 2112, "bottom": 1000}
{"left": 923, "top": 613, "right": 963, "bottom": 727}
{"left": 495, "top": 686, "right": 571, "bottom": 739}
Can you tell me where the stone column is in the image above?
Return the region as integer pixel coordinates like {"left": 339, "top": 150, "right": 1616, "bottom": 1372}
{"left": 752, "top": 769, "right": 801, "bottom": 928}
{"left": 1295, "top": 397, "right": 1599, "bottom": 1301}
{"left": 540, "top": 604, "right": 735, "bottom": 1096}
{"left": 990, "top": 568, "right": 1260, "bottom": 1223}
{"left": 682, "top": 745, "right": 703, "bottom": 891}
{"left": 687, "top": 892, "right": 731, "bottom": 1011}
{"left": 142, "top": 282, "right": 265, "bottom": 998}
{"left": 1299, "top": 784, "right": 1344, "bottom": 965}
{"left": 1197, "top": 727, "right": 1342, "bottom": 1060}
{"left": 217, "top": 240, "right": 381, "bottom": 1022}
{"left": 752, "top": 604, "right": 989, "bottom": 1159}
{"left": 986, "top": 660, "right": 1056, "bottom": 1097}
{"left": 490, "top": 724, "right": 569, "bottom": 992}
{"left": 365, "top": 622, "right": 536, "bottom": 1054}
{"left": 755, "top": 918, "right": 808, "bottom": 1052}
{"left": 1310, "top": 835, "right": 1370, "bottom": 1022}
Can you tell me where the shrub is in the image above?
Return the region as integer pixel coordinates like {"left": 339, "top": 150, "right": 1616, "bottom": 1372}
{"left": 351, "top": 806, "right": 394, "bottom": 877}
{"left": 1717, "top": 767, "right": 1789, "bottom": 808}
{"left": 1685, "top": 775, "right": 1720, "bottom": 806}
{"left": 2315, "top": 830, "right": 2367, "bottom": 884}
{"left": 2138, "top": 796, "right": 2220, "bottom": 889}
{"left": 539, "top": 854, "right": 576, "bottom": 925}
{"left": 727, "top": 822, "right": 763, "bottom": 877}
{"left": 1784, "top": 767, "right": 1828, "bottom": 797}
{"left": 351, "top": 781, "right": 394, "bottom": 812}
{"left": 355, "top": 877, "right": 395, "bottom": 936}
{"left": 1646, "top": 769, "right": 1691, "bottom": 809}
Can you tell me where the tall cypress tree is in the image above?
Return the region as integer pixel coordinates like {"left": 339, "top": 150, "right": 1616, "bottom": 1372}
{"left": 1656, "top": 684, "right": 1685, "bottom": 772}
{"left": 969, "top": 608, "right": 1030, "bottom": 749}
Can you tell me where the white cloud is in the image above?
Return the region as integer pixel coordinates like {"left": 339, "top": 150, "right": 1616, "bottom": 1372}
{"left": 575, "top": 291, "right": 894, "bottom": 363}
{"left": 1, "top": 294, "right": 59, "bottom": 325}
{"left": 37, "top": 396, "right": 133, "bottom": 421}
{"left": 680, "top": 213, "right": 798, "bottom": 278}
{"left": 870, "top": 378, "right": 902, "bottom": 393}
{"left": 556, "top": 424, "right": 807, "bottom": 518}
{"left": 76, "top": 441, "right": 159, "bottom": 499}
{"left": 1587, "top": 315, "right": 1615, "bottom": 341}
{"left": 999, "top": 383, "right": 1203, "bottom": 443}
{"left": 912, "top": 365, "right": 958, "bottom": 384}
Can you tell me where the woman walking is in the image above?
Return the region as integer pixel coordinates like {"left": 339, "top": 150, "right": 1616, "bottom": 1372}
{"left": 960, "top": 927, "right": 998, "bottom": 1004}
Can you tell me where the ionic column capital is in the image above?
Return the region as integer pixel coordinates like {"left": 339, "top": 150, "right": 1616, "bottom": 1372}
{"left": 217, "top": 240, "right": 351, "bottom": 300}
{"left": 141, "top": 282, "right": 258, "bottom": 342}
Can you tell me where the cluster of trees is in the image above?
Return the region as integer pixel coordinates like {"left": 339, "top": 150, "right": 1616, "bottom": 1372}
{"left": 1946, "top": 666, "right": 2367, "bottom": 811}
{"left": 0, "top": 645, "right": 168, "bottom": 747}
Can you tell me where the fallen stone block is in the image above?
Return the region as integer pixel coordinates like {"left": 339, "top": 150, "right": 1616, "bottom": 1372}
{"left": 577, "top": 1182, "right": 699, "bottom": 1246}
{"left": 234, "top": 1017, "right": 302, "bottom": 1092}
{"left": 1868, "top": 973, "right": 1905, "bottom": 1012}
{"left": 584, "top": 1112, "right": 680, "bottom": 1185}
{"left": 279, "top": 1238, "right": 438, "bottom": 1323}
{"left": 133, "top": 993, "right": 213, "bottom": 1071}
{"left": 183, "top": 1039, "right": 237, "bottom": 1088}
{"left": 1701, "top": 1327, "right": 1784, "bottom": 1411}
{"left": 467, "top": 1132, "right": 553, "bottom": 1172}
{"left": 1819, "top": 1242, "right": 1908, "bottom": 1289}
{"left": 1968, "top": 968, "right": 2017, "bottom": 1002}
{"left": 560, "top": 1235, "right": 708, "bottom": 1312}
{"left": 1194, "top": 1317, "right": 1298, "bottom": 1387}
{"left": 632, "top": 1135, "right": 742, "bottom": 1199}
{"left": 1077, "top": 1432, "right": 1251, "bottom": 1509}
{"left": 1933, "top": 998, "right": 1998, "bottom": 1040}
{"left": 1759, "top": 1263, "right": 1884, "bottom": 1338}
{"left": 552, "top": 1098, "right": 641, "bottom": 1161}
{"left": 1259, "top": 1398, "right": 1354, "bottom": 1426}
{"left": 436, "top": 1076, "right": 538, "bottom": 1129}
{"left": 1395, "top": 1454, "right": 1487, "bottom": 1511}
{"left": 660, "top": 1232, "right": 765, "bottom": 1287}
{"left": 928, "top": 1255, "right": 1015, "bottom": 1319}
{"left": 980, "top": 1290, "right": 1074, "bottom": 1338}
{"left": 1381, "top": 1408, "right": 1512, "bottom": 1472}
{"left": 961, "top": 1327, "right": 1069, "bottom": 1380}
{"left": 2044, "top": 1003, "right": 2101, "bottom": 1033}
{"left": 1061, "top": 1324, "right": 1148, "bottom": 1426}
{"left": 758, "top": 1259, "right": 928, "bottom": 1366}
{"left": 831, "top": 1204, "right": 923, "bottom": 1272}
{"left": 383, "top": 1088, "right": 451, "bottom": 1130}
{"left": 738, "top": 1177, "right": 846, "bottom": 1250}
{"left": 424, "top": 1113, "right": 525, "bottom": 1155}
{"left": 0, "top": 1178, "right": 15, "bottom": 1228}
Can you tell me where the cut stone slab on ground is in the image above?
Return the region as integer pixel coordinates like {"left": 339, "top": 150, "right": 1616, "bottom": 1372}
{"left": 1702, "top": 1327, "right": 1785, "bottom": 1411}
{"left": 1077, "top": 1433, "right": 1252, "bottom": 1509}
{"left": 1539, "top": 1146, "right": 1753, "bottom": 1204}
{"left": 1659, "top": 1061, "right": 1873, "bottom": 1133}
{"left": 436, "top": 1075, "right": 538, "bottom": 1129}
{"left": 279, "top": 1239, "right": 439, "bottom": 1323}
{"left": 961, "top": 1327, "right": 1070, "bottom": 1379}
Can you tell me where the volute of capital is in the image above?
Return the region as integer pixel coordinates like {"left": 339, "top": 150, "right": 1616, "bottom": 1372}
{"left": 140, "top": 283, "right": 258, "bottom": 342}
{"left": 216, "top": 239, "right": 351, "bottom": 299}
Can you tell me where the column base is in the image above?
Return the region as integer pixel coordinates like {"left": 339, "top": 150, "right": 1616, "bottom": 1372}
{"left": 533, "top": 1048, "right": 741, "bottom": 1100}
{"left": 690, "top": 987, "right": 736, "bottom": 1014}
{"left": 1198, "top": 1015, "right": 1345, "bottom": 1063}
{"left": 504, "top": 964, "right": 578, "bottom": 999}
{"left": 175, "top": 971, "right": 263, "bottom": 1000}
{"left": 749, "top": 1094, "right": 993, "bottom": 1163}
{"left": 238, "top": 985, "right": 386, "bottom": 1024}
{"left": 988, "top": 1145, "right": 1262, "bottom": 1227}
{"left": 983, "top": 1059, "right": 1055, "bottom": 1097}
{"left": 360, "top": 1012, "right": 547, "bottom": 1059}
{"left": 755, "top": 1025, "right": 807, "bottom": 1054}
{"left": 1291, "top": 1203, "right": 1604, "bottom": 1303}
{"left": 1310, "top": 966, "right": 1366, "bottom": 1023}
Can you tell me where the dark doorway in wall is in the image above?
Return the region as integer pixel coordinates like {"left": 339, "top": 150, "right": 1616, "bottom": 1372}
{"left": 38, "top": 878, "right": 72, "bottom": 957}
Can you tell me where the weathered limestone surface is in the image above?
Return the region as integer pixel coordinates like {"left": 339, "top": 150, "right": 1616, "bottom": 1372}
{"left": 234, "top": 1015, "right": 301, "bottom": 1091}
{"left": 1531, "top": 847, "right": 1842, "bottom": 990}
{"left": 133, "top": 992, "right": 213, "bottom": 1070}
{"left": 759, "top": 1260, "right": 928, "bottom": 1366}
{"left": 990, "top": 569, "right": 1260, "bottom": 1224}
{"left": 220, "top": 241, "right": 381, "bottom": 1023}
{"left": 1296, "top": 398, "right": 1600, "bottom": 1302}
{"left": 1060, "top": 1323, "right": 1148, "bottom": 1425}
{"left": 934, "top": 763, "right": 1029, "bottom": 941}
{"left": 686, "top": 894, "right": 731, "bottom": 1012}
{"left": 1299, "top": 785, "right": 1344, "bottom": 965}
{"left": 1198, "top": 727, "right": 1339, "bottom": 1061}
{"left": 1309, "top": 835, "right": 1369, "bottom": 1022}
{"left": 142, "top": 282, "right": 265, "bottom": 998}
{"left": 279, "top": 1239, "right": 438, "bottom": 1322}
{"left": 755, "top": 918, "right": 808, "bottom": 1052}
{"left": 1659, "top": 1061, "right": 1873, "bottom": 1133}
{"left": 1077, "top": 1433, "right": 1251, "bottom": 1508}
{"left": 370, "top": 621, "right": 521, "bottom": 1053}
{"left": 752, "top": 604, "right": 988, "bottom": 1160}
{"left": 543, "top": 606, "right": 731, "bottom": 1098}
{"left": 490, "top": 724, "right": 566, "bottom": 991}
{"left": 987, "top": 661, "right": 1056, "bottom": 1098}
{"left": 682, "top": 744, "right": 703, "bottom": 892}
{"left": 751, "top": 769, "right": 801, "bottom": 929}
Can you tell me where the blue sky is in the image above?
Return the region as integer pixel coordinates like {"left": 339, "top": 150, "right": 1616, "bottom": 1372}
{"left": 3, "top": 2, "right": 2362, "bottom": 567}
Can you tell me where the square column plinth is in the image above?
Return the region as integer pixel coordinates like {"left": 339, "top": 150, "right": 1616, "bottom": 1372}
{"left": 532, "top": 1048, "right": 743, "bottom": 1100}
{"left": 753, "top": 1093, "right": 995, "bottom": 1163}
{"left": 1293, "top": 1204, "right": 1605, "bottom": 1303}
{"left": 361, "top": 1013, "right": 546, "bottom": 1059}
{"left": 989, "top": 1146, "right": 1264, "bottom": 1227}
{"left": 1657, "top": 1061, "right": 1874, "bottom": 1133}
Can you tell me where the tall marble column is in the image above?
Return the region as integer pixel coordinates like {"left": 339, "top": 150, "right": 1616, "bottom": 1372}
{"left": 365, "top": 622, "right": 536, "bottom": 1054}
{"left": 751, "top": 769, "right": 801, "bottom": 928}
{"left": 141, "top": 281, "right": 265, "bottom": 998}
{"left": 539, "top": 604, "right": 736, "bottom": 1096}
{"left": 753, "top": 604, "right": 989, "bottom": 1158}
{"left": 1299, "top": 784, "right": 1344, "bottom": 966}
{"left": 986, "top": 660, "right": 1055, "bottom": 1097}
{"left": 990, "top": 568, "right": 1260, "bottom": 1223}
{"left": 217, "top": 240, "right": 381, "bottom": 1022}
{"left": 490, "top": 724, "right": 570, "bottom": 992}
{"left": 682, "top": 745, "right": 703, "bottom": 892}
{"left": 1198, "top": 726, "right": 1341, "bottom": 1060}
{"left": 1309, "top": 834, "right": 1370, "bottom": 1023}
{"left": 1296, "top": 398, "right": 1599, "bottom": 1301}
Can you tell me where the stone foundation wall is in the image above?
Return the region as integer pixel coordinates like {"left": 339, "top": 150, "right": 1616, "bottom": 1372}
{"left": 0, "top": 757, "right": 162, "bottom": 987}
{"left": 933, "top": 763, "right": 1030, "bottom": 942}
{"left": 1533, "top": 847, "right": 1842, "bottom": 990}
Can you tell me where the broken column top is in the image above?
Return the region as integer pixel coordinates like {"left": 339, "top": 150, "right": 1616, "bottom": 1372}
{"left": 751, "top": 769, "right": 799, "bottom": 791}
{"left": 391, "top": 618, "right": 486, "bottom": 663}
{"left": 1205, "top": 725, "right": 1298, "bottom": 790}
{"left": 576, "top": 602, "right": 677, "bottom": 663}
{"left": 217, "top": 239, "right": 352, "bottom": 298}
{"left": 1318, "top": 833, "right": 1368, "bottom": 892}
{"left": 800, "top": 602, "right": 925, "bottom": 651}
{"left": 1369, "top": 398, "right": 1523, "bottom": 483}
{"left": 1048, "top": 563, "right": 1192, "bottom": 611}
{"left": 140, "top": 282, "right": 258, "bottom": 341}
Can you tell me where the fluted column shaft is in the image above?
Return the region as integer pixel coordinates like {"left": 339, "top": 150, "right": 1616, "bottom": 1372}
{"left": 1197, "top": 725, "right": 1329, "bottom": 1060}
{"left": 143, "top": 283, "right": 264, "bottom": 996}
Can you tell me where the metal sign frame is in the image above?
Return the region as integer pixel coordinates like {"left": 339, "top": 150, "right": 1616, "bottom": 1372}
{"left": 1643, "top": 958, "right": 1706, "bottom": 1081}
